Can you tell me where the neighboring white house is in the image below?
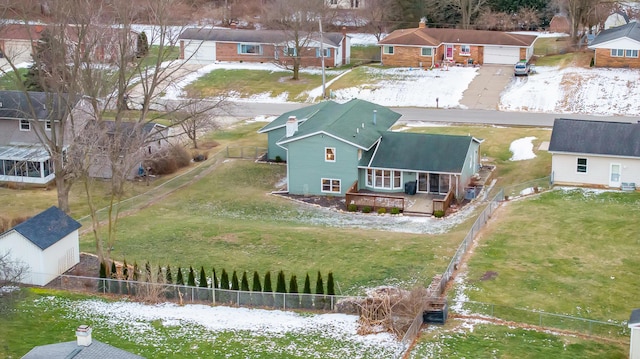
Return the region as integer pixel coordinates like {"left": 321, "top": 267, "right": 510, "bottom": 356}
{"left": 629, "top": 309, "right": 640, "bottom": 359}
{"left": 548, "top": 118, "right": 640, "bottom": 189}
{"left": 604, "top": 11, "right": 630, "bottom": 30}
{"left": 0, "top": 206, "right": 81, "bottom": 286}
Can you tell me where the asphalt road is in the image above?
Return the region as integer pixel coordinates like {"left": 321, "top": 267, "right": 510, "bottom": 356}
{"left": 223, "top": 101, "right": 640, "bottom": 127}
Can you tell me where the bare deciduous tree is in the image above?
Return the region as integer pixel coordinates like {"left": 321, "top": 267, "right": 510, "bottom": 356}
{"left": 555, "top": 0, "right": 601, "bottom": 43}
{"left": 453, "top": 0, "right": 488, "bottom": 29}
{"left": 0, "top": 251, "right": 28, "bottom": 314}
{"left": 169, "top": 101, "right": 223, "bottom": 149}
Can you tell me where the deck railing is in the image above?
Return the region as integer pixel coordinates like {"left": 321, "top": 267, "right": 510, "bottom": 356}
{"left": 432, "top": 190, "right": 454, "bottom": 212}
{"left": 345, "top": 181, "right": 405, "bottom": 211}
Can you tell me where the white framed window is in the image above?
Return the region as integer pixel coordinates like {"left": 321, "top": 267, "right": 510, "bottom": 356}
{"left": 460, "top": 45, "right": 471, "bottom": 55}
{"left": 45, "top": 120, "right": 52, "bottom": 130}
{"left": 577, "top": 158, "right": 587, "bottom": 173}
{"left": 611, "top": 49, "right": 624, "bottom": 57}
{"left": 316, "top": 48, "right": 330, "bottom": 57}
{"left": 19, "top": 119, "right": 30, "bottom": 131}
{"left": 421, "top": 47, "right": 433, "bottom": 56}
{"left": 284, "top": 47, "right": 297, "bottom": 56}
{"left": 367, "top": 169, "right": 402, "bottom": 189}
{"left": 321, "top": 178, "right": 341, "bottom": 193}
{"left": 325, "top": 147, "right": 336, "bottom": 162}
{"left": 238, "top": 43, "right": 262, "bottom": 55}
{"left": 330, "top": 0, "right": 337, "bottom": 4}
{"left": 626, "top": 49, "right": 639, "bottom": 58}
{"left": 383, "top": 45, "right": 394, "bottom": 55}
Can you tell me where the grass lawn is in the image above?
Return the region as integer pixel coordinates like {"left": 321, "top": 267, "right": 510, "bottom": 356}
{"left": 410, "top": 320, "right": 626, "bottom": 358}
{"left": 0, "top": 68, "right": 29, "bottom": 90}
{"left": 0, "top": 289, "right": 401, "bottom": 359}
{"left": 185, "top": 68, "right": 338, "bottom": 101}
{"left": 457, "top": 189, "right": 640, "bottom": 323}
{"left": 350, "top": 45, "right": 380, "bottom": 66}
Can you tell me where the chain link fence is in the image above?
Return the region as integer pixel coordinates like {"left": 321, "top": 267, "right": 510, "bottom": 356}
{"left": 452, "top": 300, "right": 629, "bottom": 338}
{"left": 53, "top": 274, "right": 360, "bottom": 312}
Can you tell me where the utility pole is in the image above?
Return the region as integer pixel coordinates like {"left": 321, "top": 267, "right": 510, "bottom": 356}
{"left": 319, "top": 18, "right": 326, "bottom": 99}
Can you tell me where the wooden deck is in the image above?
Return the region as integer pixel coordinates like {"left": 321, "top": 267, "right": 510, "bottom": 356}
{"left": 346, "top": 186, "right": 444, "bottom": 215}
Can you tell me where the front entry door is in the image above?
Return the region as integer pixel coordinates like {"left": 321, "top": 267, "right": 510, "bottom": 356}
{"left": 429, "top": 173, "right": 440, "bottom": 193}
{"left": 418, "top": 173, "right": 428, "bottom": 192}
{"left": 445, "top": 45, "right": 453, "bottom": 60}
{"left": 609, "top": 163, "right": 621, "bottom": 187}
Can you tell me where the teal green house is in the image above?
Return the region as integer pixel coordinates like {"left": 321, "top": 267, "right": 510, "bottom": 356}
{"left": 258, "top": 99, "right": 482, "bottom": 201}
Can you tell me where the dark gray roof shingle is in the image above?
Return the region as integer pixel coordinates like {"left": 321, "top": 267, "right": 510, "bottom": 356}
{"left": 548, "top": 118, "right": 640, "bottom": 157}
{"left": 22, "top": 340, "right": 145, "bottom": 359}
{"left": 589, "top": 21, "right": 640, "bottom": 47}
{"left": 9, "top": 206, "right": 81, "bottom": 250}
{"left": 361, "top": 131, "right": 475, "bottom": 173}
{"left": 0, "top": 91, "right": 73, "bottom": 121}
{"left": 179, "top": 28, "right": 345, "bottom": 47}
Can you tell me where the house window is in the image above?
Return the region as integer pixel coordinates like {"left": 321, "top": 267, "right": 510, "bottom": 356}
{"left": 367, "top": 169, "right": 402, "bottom": 189}
{"left": 45, "top": 120, "right": 52, "bottom": 130}
{"left": 383, "top": 46, "right": 394, "bottom": 55}
{"left": 330, "top": 0, "right": 337, "bottom": 4}
{"left": 421, "top": 47, "right": 432, "bottom": 56}
{"left": 577, "top": 158, "right": 587, "bottom": 173}
{"left": 20, "top": 119, "right": 30, "bottom": 131}
{"left": 321, "top": 178, "right": 341, "bottom": 193}
{"left": 626, "top": 49, "right": 639, "bottom": 58}
{"left": 611, "top": 49, "right": 624, "bottom": 57}
{"left": 460, "top": 45, "right": 471, "bottom": 55}
{"left": 284, "top": 47, "right": 297, "bottom": 56}
{"left": 351, "top": 0, "right": 360, "bottom": 8}
{"left": 316, "top": 48, "right": 330, "bottom": 57}
{"left": 238, "top": 43, "right": 262, "bottom": 55}
{"left": 325, "top": 147, "right": 336, "bottom": 162}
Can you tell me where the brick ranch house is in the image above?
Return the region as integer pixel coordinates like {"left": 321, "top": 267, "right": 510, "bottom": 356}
{"left": 178, "top": 27, "right": 351, "bottom": 67}
{"left": 378, "top": 20, "right": 538, "bottom": 67}
{"left": 588, "top": 21, "right": 640, "bottom": 68}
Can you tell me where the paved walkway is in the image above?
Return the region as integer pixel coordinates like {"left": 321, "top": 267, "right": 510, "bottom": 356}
{"left": 460, "top": 65, "right": 514, "bottom": 110}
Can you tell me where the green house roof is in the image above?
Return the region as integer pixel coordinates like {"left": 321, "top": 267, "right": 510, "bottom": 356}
{"left": 360, "top": 131, "right": 478, "bottom": 173}
{"left": 260, "top": 99, "right": 402, "bottom": 150}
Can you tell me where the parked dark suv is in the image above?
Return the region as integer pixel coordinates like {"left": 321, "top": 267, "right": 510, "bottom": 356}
{"left": 514, "top": 60, "right": 531, "bottom": 76}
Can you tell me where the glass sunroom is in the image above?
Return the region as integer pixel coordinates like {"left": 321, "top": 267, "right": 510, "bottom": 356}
{"left": 0, "top": 145, "right": 54, "bottom": 184}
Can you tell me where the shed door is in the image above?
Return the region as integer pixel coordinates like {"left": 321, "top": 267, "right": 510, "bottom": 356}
{"left": 609, "top": 163, "right": 621, "bottom": 187}
{"left": 183, "top": 40, "right": 216, "bottom": 63}
{"left": 484, "top": 46, "right": 520, "bottom": 64}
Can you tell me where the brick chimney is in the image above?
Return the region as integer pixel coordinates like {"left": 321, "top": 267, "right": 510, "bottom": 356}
{"left": 230, "top": 22, "right": 237, "bottom": 30}
{"left": 419, "top": 18, "right": 426, "bottom": 29}
{"left": 286, "top": 116, "right": 298, "bottom": 137}
{"left": 76, "top": 325, "right": 92, "bottom": 347}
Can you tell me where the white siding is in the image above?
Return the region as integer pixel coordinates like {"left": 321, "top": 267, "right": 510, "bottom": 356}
{"left": 632, "top": 327, "right": 640, "bottom": 359}
{"left": 0, "top": 230, "right": 79, "bottom": 286}
{"left": 183, "top": 40, "right": 216, "bottom": 63}
{"left": 551, "top": 153, "right": 640, "bottom": 187}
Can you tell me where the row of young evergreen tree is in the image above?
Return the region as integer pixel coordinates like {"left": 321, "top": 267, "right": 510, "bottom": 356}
{"left": 99, "top": 261, "right": 336, "bottom": 295}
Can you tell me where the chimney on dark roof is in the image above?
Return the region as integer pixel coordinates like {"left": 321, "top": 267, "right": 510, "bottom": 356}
{"left": 230, "top": 22, "right": 237, "bottom": 30}
{"left": 419, "top": 18, "right": 426, "bottom": 29}
{"left": 76, "top": 325, "right": 92, "bottom": 347}
{"left": 286, "top": 116, "right": 298, "bottom": 137}
{"left": 373, "top": 110, "right": 377, "bottom": 125}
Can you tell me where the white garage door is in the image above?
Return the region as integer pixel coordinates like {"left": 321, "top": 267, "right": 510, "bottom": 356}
{"left": 484, "top": 46, "right": 521, "bottom": 64}
{"left": 183, "top": 40, "right": 216, "bottom": 64}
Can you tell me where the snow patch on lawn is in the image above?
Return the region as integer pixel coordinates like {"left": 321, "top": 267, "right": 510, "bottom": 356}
{"left": 509, "top": 137, "right": 537, "bottom": 161}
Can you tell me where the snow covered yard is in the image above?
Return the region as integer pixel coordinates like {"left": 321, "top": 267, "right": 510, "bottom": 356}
{"left": 35, "top": 295, "right": 402, "bottom": 358}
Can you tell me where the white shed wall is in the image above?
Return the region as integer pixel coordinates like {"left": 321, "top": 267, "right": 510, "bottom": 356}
{"left": 551, "top": 153, "right": 640, "bottom": 187}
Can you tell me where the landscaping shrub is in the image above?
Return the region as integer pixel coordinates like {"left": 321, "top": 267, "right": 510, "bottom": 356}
{"left": 199, "top": 267, "right": 208, "bottom": 288}
{"left": 315, "top": 271, "right": 325, "bottom": 310}
{"left": 377, "top": 208, "right": 386, "bottom": 214}
{"left": 275, "top": 155, "right": 283, "bottom": 162}
{"left": 231, "top": 271, "right": 240, "bottom": 291}
{"left": 301, "top": 273, "right": 313, "bottom": 309}
{"left": 122, "top": 259, "right": 130, "bottom": 295}
{"left": 263, "top": 271, "right": 274, "bottom": 307}
{"left": 251, "top": 271, "right": 263, "bottom": 306}
{"left": 146, "top": 145, "right": 191, "bottom": 175}
{"left": 165, "top": 265, "right": 172, "bottom": 284}
{"left": 362, "top": 206, "right": 372, "bottom": 213}
{"left": 176, "top": 267, "right": 184, "bottom": 285}
{"left": 110, "top": 261, "right": 119, "bottom": 294}
{"left": 220, "top": 269, "right": 229, "bottom": 289}
{"left": 391, "top": 207, "right": 400, "bottom": 215}
{"left": 347, "top": 203, "right": 357, "bottom": 212}
{"left": 187, "top": 266, "right": 196, "bottom": 287}
{"left": 275, "top": 270, "right": 286, "bottom": 308}
{"left": 287, "top": 274, "right": 299, "bottom": 309}
{"left": 98, "top": 261, "right": 107, "bottom": 293}
{"left": 241, "top": 272, "right": 250, "bottom": 291}
{"left": 192, "top": 152, "right": 208, "bottom": 162}
{"left": 433, "top": 210, "right": 445, "bottom": 218}
{"left": 590, "top": 57, "right": 595, "bottom": 67}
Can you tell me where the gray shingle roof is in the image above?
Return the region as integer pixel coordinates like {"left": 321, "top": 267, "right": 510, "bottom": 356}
{"left": 0, "top": 91, "right": 72, "bottom": 121}
{"left": 589, "top": 21, "right": 640, "bottom": 47}
{"left": 360, "top": 131, "right": 475, "bottom": 173}
{"left": 179, "top": 28, "right": 345, "bottom": 48}
{"left": 9, "top": 206, "right": 81, "bottom": 250}
{"left": 629, "top": 308, "right": 640, "bottom": 326}
{"left": 548, "top": 118, "right": 640, "bottom": 157}
{"left": 22, "top": 340, "right": 145, "bottom": 359}
{"left": 268, "top": 99, "right": 401, "bottom": 150}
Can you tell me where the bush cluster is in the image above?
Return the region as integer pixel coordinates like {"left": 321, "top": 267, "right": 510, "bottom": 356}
{"left": 433, "top": 210, "right": 445, "bottom": 218}
{"left": 145, "top": 146, "right": 191, "bottom": 175}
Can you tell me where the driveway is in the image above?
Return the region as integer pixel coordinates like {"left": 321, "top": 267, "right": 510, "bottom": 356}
{"left": 460, "top": 65, "right": 514, "bottom": 110}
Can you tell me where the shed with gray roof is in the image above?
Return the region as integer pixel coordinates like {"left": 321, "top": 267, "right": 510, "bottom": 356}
{"left": 548, "top": 118, "right": 640, "bottom": 188}
{"left": 0, "top": 206, "right": 81, "bottom": 286}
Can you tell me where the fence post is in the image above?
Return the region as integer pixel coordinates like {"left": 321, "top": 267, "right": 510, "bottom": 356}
{"left": 283, "top": 293, "right": 286, "bottom": 310}
{"left": 212, "top": 288, "right": 216, "bottom": 305}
